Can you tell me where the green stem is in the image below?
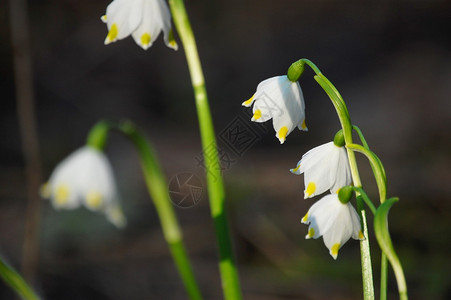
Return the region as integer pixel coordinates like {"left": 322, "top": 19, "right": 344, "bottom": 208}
{"left": 169, "top": 1, "right": 242, "bottom": 299}
{"left": 352, "top": 187, "right": 377, "bottom": 215}
{"left": 352, "top": 125, "right": 370, "bottom": 149}
{"left": 0, "top": 257, "right": 40, "bottom": 300}
{"left": 374, "top": 198, "right": 408, "bottom": 300}
{"left": 351, "top": 126, "right": 389, "bottom": 300}
{"left": 352, "top": 129, "right": 388, "bottom": 300}
{"left": 346, "top": 143, "right": 387, "bottom": 204}
{"left": 116, "top": 121, "right": 202, "bottom": 300}
{"left": 88, "top": 121, "right": 203, "bottom": 300}
{"left": 380, "top": 254, "right": 388, "bottom": 300}
{"left": 300, "top": 60, "right": 374, "bottom": 300}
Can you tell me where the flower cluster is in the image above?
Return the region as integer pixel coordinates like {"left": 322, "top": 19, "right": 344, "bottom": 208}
{"left": 41, "top": 146, "right": 126, "bottom": 228}
{"left": 292, "top": 141, "right": 363, "bottom": 259}
{"left": 244, "top": 75, "right": 363, "bottom": 259}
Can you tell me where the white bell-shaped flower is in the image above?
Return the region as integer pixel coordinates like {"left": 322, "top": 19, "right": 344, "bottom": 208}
{"left": 41, "top": 146, "right": 126, "bottom": 228}
{"left": 291, "top": 141, "right": 352, "bottom": 198}
{"left": 242, "top": 75, "right": 306, "bottom": 144}
{"left": 102, "top": 0, "right": 178, "bottom": 50}
{"left": 302, "top": 194, "right": 363, "bottom": 259}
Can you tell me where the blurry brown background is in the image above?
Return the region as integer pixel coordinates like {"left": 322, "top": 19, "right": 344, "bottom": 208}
{"left": 1, "top": 0, "right": 450, "bottom": 299}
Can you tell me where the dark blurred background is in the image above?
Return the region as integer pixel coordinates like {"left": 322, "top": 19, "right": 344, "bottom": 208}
{"left": 1, "top": 0, "right": 450, "bottom": 299}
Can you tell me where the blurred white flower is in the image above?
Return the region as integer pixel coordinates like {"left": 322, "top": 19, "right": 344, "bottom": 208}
{"left": 242, "top": 75, "right": 306, "bottom": 144}
{"left": 302, "top": 194, "right": 363, "bottom": 259}
{"left": 41, "top": 146, "right": 126, "bottom": 228}
{"left": 102, "top": 0, "right": 178, "bottom": 50}
{"left": 291, "top": 141, "right": 351, "bottom": 198}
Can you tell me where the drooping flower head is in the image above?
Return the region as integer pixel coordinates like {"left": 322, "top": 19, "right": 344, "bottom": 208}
{"left": 102, "top": 0, "right": 178, "bottom": 50}
{"left": 291, "top": 141, "right": 352, "bottom": 198}
{"left": 41, "top": 146, "right": 126, "bottom": 228}
{"left": 242, "top": 75, "right": 307, "bottom": 144}
{"left": 302, "top": 193, "right": 363, "bottom": 259}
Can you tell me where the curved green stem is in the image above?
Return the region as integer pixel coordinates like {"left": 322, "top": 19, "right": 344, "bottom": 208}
{"left": 168, "top": 2, "right": 243, "bottom": 299}
{"left": 352, "top": 187, "right": 377, "bottom": 215}
{"left": 346, "top": 143, "right": 387, "bottom": 204}
{"left": 374, "top": 198, "right": 408, "bottom": 300}
{"left": 0, "top": 257, "right": 40, "bottom": 300}
{"left": 300, "top": 60, "right": 374, "bottom": 300}
{"left": 352, "top": 125, "right": 370, "bottom": 149}
{"left": 88, "top": 120, "right": 203, "bottom": 300}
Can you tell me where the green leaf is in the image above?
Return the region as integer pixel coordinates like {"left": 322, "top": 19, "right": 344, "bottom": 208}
{"left": 374, "top": 197, "right": 408, "bottom": 300}
{"left": 0, "top": 257, "right": 40, "bottom": 300}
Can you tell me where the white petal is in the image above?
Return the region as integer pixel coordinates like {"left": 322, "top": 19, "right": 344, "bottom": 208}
{"left": 252, "top": 77, "right": 286, "bottom": 122}
{"left": 306, "top": 195, "right": 340, "bottom": 238}
{"left": 271, "top": 80, "right": 304, "bottom": 135}
{"left": 298, "top": 142, "right": 332, "bottom": 173}
{"left": 329, "top": 146, "right": 352, "bottom": 193}
{"left": 348, "top": 204, "right": 363, "bottom": 240}
{"left": 105, "top": 203, "right": 127, "bottom": 228}
{"left": 104, "top": 0, "right": 143, "bottom": 44}
{"left": 155, "top": 0, "right": 178, "bottom": 50}
{"left": 131, "top": 0, "right": 162, "bottom": 49}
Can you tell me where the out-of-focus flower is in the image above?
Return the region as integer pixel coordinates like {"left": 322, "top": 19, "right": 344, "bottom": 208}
{"left": 291, "top": 141, "right": 351, "bottom": 198}
{"left": 102, "top": 0, "right": 178, "bottom": 50}
{"left": 242, "top": 75, "right": 306, "bottom": 144}
{"left": 41, "top": 146, "right": 126, "bottom": 228}
{"left": 301, "top": 194, "right": 363, "bottom": 259}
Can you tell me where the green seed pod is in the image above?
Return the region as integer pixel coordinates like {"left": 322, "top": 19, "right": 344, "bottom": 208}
{"left": 287, "top": 60, "right": 305, "bottom": 82}
{"left": 333, "top": 129, "right": 345, "bottom": 147}
{"left": 338, "top": 186, "right": 353, "bottom": 204}
{"left": 86, "top": 121, "right": 110, "bottom": 151}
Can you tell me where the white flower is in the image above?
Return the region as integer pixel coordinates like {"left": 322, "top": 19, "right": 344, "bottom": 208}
{"left": 242, "top": 75, "right": 306, "bottom": 144}
{"left": 41, "top": 146, "right": 126, "bottom": 228}
{"left": 302, "top": 194, "right": 363, "bottom": 259}
{"left": 291, "top": 141, "right": 352, "bottom": 198}
{"left": 102, "top": 0, "right": 178, "bottom": 50}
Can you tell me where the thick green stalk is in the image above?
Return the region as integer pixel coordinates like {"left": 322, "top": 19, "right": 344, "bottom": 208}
{"left": 0, "top": 257, "right": 40, "bottom": 300}
{"left": 295, "top": 59, "right": 375, "bottom": 300}
{"left": 87, "top": 121, "right": 202, "bottom": 300}
{"left": 380, "top": 255, "right": 388, "bottom": 300}
{"left": 352, "top": 126, "right": 389, "bottom": 300}
{"left": 169, "top": 1, "right": 242, "bottom": 299}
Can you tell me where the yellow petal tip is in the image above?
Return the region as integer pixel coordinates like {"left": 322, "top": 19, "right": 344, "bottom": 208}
{"left": 301, "top": 212, "right": 309, "bottom": 223}
{"left": 252, "top": 109, "right": 262, "bottom": 121}
{"left": 290, "top": 164, "right": 301, "bottom": 173}
{"left": 330, "top": 243, "right": 340, "bottom": 259}
{"left": 304, "top": 182, "right": 316, "bottom": 198}
{"left": 277, "top": 126, "right": 288, "bottom": 144}
{"left": 242, "top": 95, "right": 254, "bottom": 107}
{"left": 105, "top": 23, "right": 118, "bottom": 44}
